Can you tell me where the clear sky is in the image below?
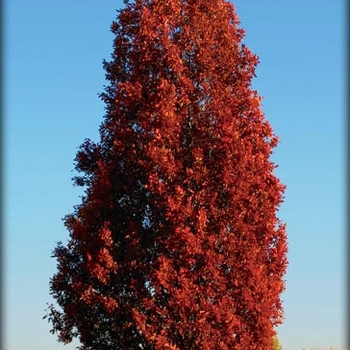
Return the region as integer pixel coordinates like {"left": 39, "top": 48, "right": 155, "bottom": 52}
{"left": 4, "top": 1, "right": 346, "bottom": 350}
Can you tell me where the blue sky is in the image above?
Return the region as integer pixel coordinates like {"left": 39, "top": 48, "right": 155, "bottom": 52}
{"left": 4, "top": 1, "right": 346, "bottom": 350}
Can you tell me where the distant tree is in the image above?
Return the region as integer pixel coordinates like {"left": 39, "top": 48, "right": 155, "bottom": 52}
{"left": 47, "top": 0, "right": 288, "bottom": 349}
{"left": 272, "top": 336, "right": 283, "bottom": 350}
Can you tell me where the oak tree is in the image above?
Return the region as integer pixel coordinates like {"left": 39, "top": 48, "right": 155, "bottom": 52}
{"left": 47, "top": 0, "right": 288, "bottom": 349}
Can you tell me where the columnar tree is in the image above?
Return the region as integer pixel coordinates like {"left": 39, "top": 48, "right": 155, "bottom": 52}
{"left": 47, "top": 0, "right": 288, "bottom": 349}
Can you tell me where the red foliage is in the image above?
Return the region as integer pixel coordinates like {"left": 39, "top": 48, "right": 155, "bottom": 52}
{"left": 47, "top": 1, "right": 287, "bottom": 349}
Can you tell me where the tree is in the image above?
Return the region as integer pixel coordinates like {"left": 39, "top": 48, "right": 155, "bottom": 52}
{"left": 47, "top": 0, "right": 287, "bottom": 349}
{"left": 271, "top": 336, "right": 283, "bottom": 350}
